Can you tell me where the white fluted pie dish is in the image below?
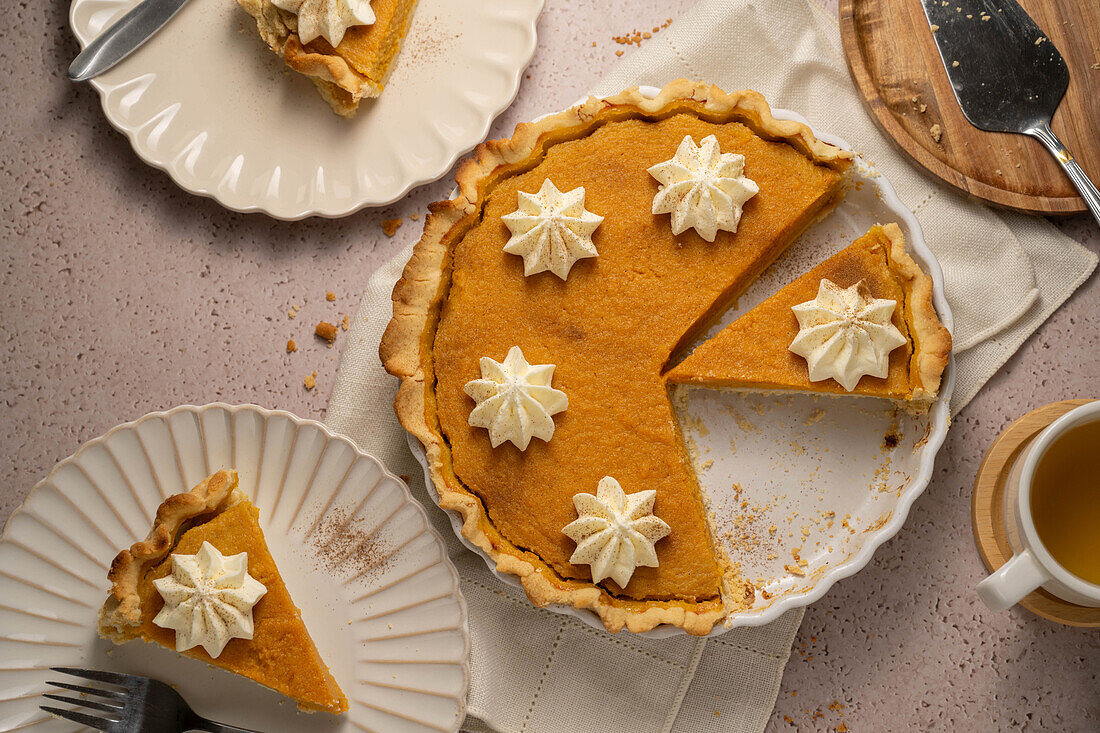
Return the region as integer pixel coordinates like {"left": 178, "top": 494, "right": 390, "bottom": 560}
{"left": 404, "top": 87, "right": 955, "bottom": 638}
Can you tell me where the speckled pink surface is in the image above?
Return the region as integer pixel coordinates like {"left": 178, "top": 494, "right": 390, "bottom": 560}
{"left": 2, "top": 0, "right": 1098, "bottom": 730}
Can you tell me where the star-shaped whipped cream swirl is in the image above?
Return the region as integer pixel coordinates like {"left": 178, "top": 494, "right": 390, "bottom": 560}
{"left": 152, "top": 541, "right": 267, "bottom": 658}
{"left": 647, "top": 134, "right": 760, "bottom": 241}
{"left": 464, "top": 346, "right": 568, "bottom": 450}
{"left": 789, "top": 279, "right": 908, "bottom": 391}
{"left": 501, "top": 179, "right": 603, "bottom": 280}
{"left": 271, "top": 0, "right": 375, "bottom": 47}
{"left": 562, "top": 476, "right": 671, "bottom": 589}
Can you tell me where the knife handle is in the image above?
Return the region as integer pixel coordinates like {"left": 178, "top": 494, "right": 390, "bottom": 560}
{"left": 68, "top": 0, "right": 191, "bottom": 82}
{"left": 1026, "top": 121, "right": 1100, "bottom": 227}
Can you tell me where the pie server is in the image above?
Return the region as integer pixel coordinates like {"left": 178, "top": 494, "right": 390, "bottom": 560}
{"left": 920, "top": 0, "right": 1100, "bottom": 224}
{"left": 68, "top": 0, "right": 191, "bottom": 82}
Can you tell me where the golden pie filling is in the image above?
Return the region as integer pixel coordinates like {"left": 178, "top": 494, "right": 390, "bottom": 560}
{"left": 385, "top": 84, "right": 867, "bottom": 633}
{"left": 326, "top": 0, "right": 419, "bottom": 86}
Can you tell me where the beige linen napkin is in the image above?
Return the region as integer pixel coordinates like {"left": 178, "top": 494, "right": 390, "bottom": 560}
{"left": 326, "top": 1, "right": 1096, "bottom": 731}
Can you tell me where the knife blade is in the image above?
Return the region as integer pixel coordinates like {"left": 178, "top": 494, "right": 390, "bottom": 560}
{"left": 69, "top": 0, "right": 192, "bottom": 82}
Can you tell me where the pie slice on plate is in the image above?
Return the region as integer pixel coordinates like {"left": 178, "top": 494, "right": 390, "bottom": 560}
{"left": 381, "top": 80, "right": 859, "bottom": 635}
{"left": 238, "top": 0, "right": 419, "bottom": 117}
{"left": 97, "top": 470, "right": 348, "bottom": 714}
{"left": 666, "top": 223, "right": 951, "bottom": 400}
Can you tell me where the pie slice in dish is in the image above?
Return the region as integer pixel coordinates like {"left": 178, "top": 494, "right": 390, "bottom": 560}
{"left": 666, "top": 224, "right": 951, "bottom": 400}
{"left": 238, "top": 0, "right": 419, "bottom": 117}
{"left": 381, "top": 80, "right": 854, "bottom": 635}
{"left": 97, "top": 470, "right": 348, "bottom": 714}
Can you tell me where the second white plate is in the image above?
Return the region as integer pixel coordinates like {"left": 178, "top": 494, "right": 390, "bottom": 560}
{"left": 68, "top": 0, "right": 543, "bottom": 218}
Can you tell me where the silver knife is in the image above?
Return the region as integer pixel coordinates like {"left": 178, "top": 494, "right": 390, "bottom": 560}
{"left": 68, "top": 0, "right": 192, "bottom": 82}
{"left": 919, "top": 0, "right": 1100, "bottom": 224}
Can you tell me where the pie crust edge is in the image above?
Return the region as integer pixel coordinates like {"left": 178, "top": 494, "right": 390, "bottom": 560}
{"left": 380, "top": 80, "right": 855, "bottom": 635}
{"left": 878, "top": 223, "right": 952, "bottom": 401}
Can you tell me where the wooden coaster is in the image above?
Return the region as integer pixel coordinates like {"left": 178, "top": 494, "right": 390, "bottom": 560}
{"left": 839, "top": 0, "right": 1099, "bottom": 215}
{"left": 971, "top": 399, "right": 1100, "bottom": 627}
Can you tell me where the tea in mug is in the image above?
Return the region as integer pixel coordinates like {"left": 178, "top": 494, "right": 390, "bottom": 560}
{"left": 1030, "top": 420, "right": 1100, "bottom": 585}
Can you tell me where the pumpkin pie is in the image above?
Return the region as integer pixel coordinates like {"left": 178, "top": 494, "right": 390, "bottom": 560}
{"left": 97, "top": 470, "right": 348, "bottom": 714}
{"left": 666, "top": 224, "right": 951, "bottom": 399}
{"left": 380, "top": 80, "right": 857, "bottom": 634}
{"left": 238, "top": 0, "right": 419, "bottom": 117}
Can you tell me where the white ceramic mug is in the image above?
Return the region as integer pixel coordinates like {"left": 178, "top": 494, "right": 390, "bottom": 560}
{"left": 976, "top": 401, "right": 1100, "bottom": 612}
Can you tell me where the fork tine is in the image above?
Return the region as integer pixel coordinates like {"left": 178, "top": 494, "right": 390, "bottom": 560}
{"left": 40, "top": 705, "right": 117, "bottom": 732}
{"left": 46, "top": 680, "right": 126, "bottom": 700}
{"left": 50, "top": 666, "right": 131, "bottom": 686}
{"left": 43, "top": 693, "right": 123, "bottom": 713}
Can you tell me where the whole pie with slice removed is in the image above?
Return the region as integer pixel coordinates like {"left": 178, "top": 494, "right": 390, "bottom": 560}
{"left": 666, "top": 224, "right": 951, "bottom": 400}
{"left": 97, "top": 469, "right": 348, "bottom": 714}
{"left": 381, "top": 80, "right": 866, "bottom": 635}
{"left": 238, "top": 0, "right": 418, "bottom": 116}
{"left": 381, "top": 80, "right": 951, "bottom": 635}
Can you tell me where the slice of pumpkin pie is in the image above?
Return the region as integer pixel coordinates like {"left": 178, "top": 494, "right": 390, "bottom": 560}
{"left": 238, "top": 0, "right": 419, "bottom": 116}
{"left": 97, "top": 469, "right": 348, "bottom": 714}
{"left": 666, "top": 224, "right": 951, "bottom": 400}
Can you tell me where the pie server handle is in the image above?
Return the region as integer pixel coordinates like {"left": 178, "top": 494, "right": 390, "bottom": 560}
{"left": 1025, "top": 122, "right": 1100, "bottom": 227}
{"left": 68, "top": 0, "right": 192, "bottom": 82}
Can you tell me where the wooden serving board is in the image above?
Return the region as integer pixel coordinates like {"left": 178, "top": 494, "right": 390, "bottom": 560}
{"left": 840, "top": 0, "right": 1100, "bottom": 215}
{"left": 971, "top": 399, "right": 1100, "bottom": 627}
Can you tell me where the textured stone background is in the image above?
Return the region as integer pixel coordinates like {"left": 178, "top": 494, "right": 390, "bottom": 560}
{"left": 2, "top": 0, "right": 1098, "bottom": 730}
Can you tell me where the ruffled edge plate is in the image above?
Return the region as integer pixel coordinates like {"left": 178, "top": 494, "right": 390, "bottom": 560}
{"left": 0, "top": 403, "right": 470, "bottom": 732}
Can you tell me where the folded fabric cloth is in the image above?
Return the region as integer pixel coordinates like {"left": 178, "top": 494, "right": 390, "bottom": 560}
{"left": 326, "top": 1, "right": 1096, "bottom": 731}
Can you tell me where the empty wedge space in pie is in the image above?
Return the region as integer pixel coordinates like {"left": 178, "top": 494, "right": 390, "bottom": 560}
{"left": 381, "top": 80, "right": 951, "bottom": 635}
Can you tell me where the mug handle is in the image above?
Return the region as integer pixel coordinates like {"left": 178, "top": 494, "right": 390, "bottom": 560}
{"left": 976, "top": 549, "right": 1048, "bottom": 612}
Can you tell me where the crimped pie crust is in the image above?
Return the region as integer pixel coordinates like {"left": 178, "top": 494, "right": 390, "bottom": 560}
{"left": 96, "top": 468, "right": 348, "bottom": 713}
{"left": 380, "top": 80, "right": 856, "bottom": 635}
{"left": 877, "top": 223, "right": 952, "bottom": 400}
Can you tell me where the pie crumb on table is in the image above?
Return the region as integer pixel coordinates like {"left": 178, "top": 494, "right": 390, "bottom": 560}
{"left": 315, "top": 321, "right": 338, "bottom": 344}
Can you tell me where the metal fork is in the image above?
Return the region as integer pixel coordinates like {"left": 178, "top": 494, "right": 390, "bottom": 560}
{"left": 41, "top": 667, "right": 261, "bottom": 733}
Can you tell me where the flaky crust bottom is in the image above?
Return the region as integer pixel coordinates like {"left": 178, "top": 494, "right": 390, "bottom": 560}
{"left": 96, "top": 470, "right": 241, "bottom": 641}
{"left": 237, "top": 0, "right": 385, "bottom": 118}
{"left": 879, "top": 223, "right": 952, "bottom": 401}
{"left": 380, "top": 80, "right": 853, "bottom": 635}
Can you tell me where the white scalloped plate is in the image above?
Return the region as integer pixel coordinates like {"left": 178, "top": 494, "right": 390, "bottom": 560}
{"left": 0, "top": 404, "right": 469, "bottom": 732}
{"left": 67, "top": 0, "right": 543, "bottom": 219}
{"left": 407, "top": 88, "right": 955, "bottom": 637}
